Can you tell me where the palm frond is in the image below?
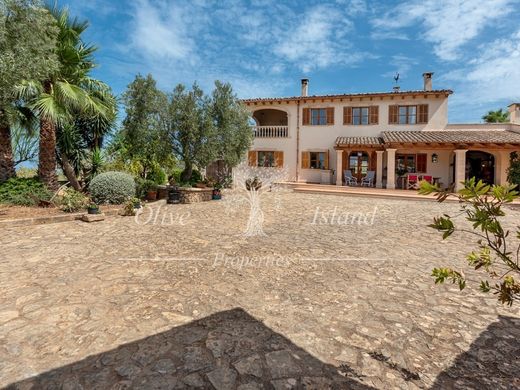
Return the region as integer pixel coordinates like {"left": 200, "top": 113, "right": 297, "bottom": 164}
{"left": 14, "top": 81, "right": 43, "bottom": 102}
{"left": 54, "top": 80, "right": 85, "bottom": 110}
{"left": 31, "top": 92, "right": 69, "bottom": 123}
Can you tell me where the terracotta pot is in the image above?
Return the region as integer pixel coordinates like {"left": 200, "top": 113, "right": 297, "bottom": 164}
{"left": 146, "top": 191, "right": 157, "bottom": 201}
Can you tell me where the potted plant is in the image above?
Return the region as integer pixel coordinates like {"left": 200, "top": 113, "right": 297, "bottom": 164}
{"left": 132, "top": 197, "right": 142, "bottom": 209}
{"left": 146, "top": 182, "right": 158, "bottom": 201}
{"left": 87, "top": 203, "right": 100, "bottom": 215}
{"left": 212, "top": 182, "right": 222, "bottom": 200}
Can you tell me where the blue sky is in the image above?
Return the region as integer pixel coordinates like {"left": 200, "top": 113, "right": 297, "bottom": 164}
{"left": 60, "top": 0, "right": 520, "bottom": 123}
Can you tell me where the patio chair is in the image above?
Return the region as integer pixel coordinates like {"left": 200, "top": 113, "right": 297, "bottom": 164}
{"left": 406, "top": 174, "right": 419, "bottom": 190}
{"left": 360, "top": 171, "right": 375, "bottom": 187}
{"left": 420, "top": 175, "right": 433, "bottom": 184}
{"left": 343, "top": 170, "right": 358, "bottom": 186}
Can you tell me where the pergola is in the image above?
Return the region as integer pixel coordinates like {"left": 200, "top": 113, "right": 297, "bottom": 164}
{"left": 335, "top": 130, "right": 520, "bottom": 190}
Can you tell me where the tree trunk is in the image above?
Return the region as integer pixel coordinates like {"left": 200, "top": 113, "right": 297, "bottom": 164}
{"left": 181, "top": 162, "right": 193, "bottom": 183}
{"left": 61, "top": 154, "right": 81, "bottom": 191}
{"left": 0, "top": 113, "right": 15, "bottom": 183}
{"left": 38, "top": 117, "right": 58, "bottom": 191}
{"left": 244, "top": 190, "right": 266, "bottom": 236}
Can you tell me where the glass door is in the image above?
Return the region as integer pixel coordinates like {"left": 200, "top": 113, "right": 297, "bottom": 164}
{"left": 349, "top": 151, "right": 369, "bottom": 182}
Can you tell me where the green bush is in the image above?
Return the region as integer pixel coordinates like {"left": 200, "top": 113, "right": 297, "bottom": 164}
{"left": 170, "top": 168, "right": 183, "bottom": 184}
{"left": 507, "top": 152, "right": 520, "bottom": 187}
{"left": 89, "top": 171, "right": 136, "bottom": 204}
{"left": 56, "top": 188, "right": 90, "bottom": 212}
{"left": 0, "top": 177, "right": 52, "bottom": 206}
{"left": 135, "top": 178, "right": 157, "bottom": 199}
{"left": 147, "top": 166, "right": 167, "bottom": 185}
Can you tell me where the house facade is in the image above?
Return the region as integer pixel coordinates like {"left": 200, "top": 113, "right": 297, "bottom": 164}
{"left": 242, "top": 74, "right": 520, "bottom": 190}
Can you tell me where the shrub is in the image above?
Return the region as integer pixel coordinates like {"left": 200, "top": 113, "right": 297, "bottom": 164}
{"left": 56, "top": 188, "right": 89, "bottom": 212}
{"left": 191, "top": 169, "right": 203, "bottom": 184}
{"left": 507, "top": 152, "right": 520, "bottom": 187}
{"left": 135, "top": 178, "right": 157, "bottom": 199}
{"left": 0, "top": 177, "right": 51, "bottom": 206}
{"left": 170, "top": 168, "right": 182, "bottom": 184}
{"left": 147, "top": 166, "right": 167, "bottom": 185}
{"left": 89, "top": 171, "right": 135, "bottom": 204}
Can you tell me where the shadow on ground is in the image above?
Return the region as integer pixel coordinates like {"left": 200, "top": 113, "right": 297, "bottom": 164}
{"left": 431, "top": 315, "right": 520, "bottom": 390}
{"left": 4, "top": 308, "right": 372, "bottom": 389}
{"left": 4, "top": 311, "right": 519, "bottom": 389}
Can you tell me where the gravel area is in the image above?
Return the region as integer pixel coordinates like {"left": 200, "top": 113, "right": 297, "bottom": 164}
{"left": 1, "top": 192, "right": 519, "bottom": 389}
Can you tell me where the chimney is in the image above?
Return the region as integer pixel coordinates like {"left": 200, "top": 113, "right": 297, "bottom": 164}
{"left": 509, "top": 103, "right": 520, "bottom": 124}
{"left": 301, "top": 79, "right": 309, "bottom": 97}
{"left": 422, "top": 72, "right": 433, "bottom": 91}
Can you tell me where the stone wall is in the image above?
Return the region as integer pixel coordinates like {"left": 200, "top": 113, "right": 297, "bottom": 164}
{"left": 178, "top": 187, "right": 213, "bottom": 204}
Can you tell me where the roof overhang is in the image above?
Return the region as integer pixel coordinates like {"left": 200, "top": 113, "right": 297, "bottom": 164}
{"left": 242, "top": 90, "right": 453, "bottom": 105}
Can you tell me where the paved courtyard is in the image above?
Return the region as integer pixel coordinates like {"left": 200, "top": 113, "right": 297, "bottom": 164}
{"left": 1, "top": 192, "right": 519, "bottom": 389}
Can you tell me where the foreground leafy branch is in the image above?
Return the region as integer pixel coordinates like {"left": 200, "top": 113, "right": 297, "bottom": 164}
{"left": 420, "top": 178, "right": 520, "bottom": 305}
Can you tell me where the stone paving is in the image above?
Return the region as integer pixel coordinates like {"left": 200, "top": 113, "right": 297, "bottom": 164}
{"left": 1, "top": 192, "right": 519, "bottom": 389}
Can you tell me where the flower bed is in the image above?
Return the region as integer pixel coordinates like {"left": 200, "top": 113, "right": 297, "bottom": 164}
{"left": 0, "top": 204, "right": 121, "bottom": 222}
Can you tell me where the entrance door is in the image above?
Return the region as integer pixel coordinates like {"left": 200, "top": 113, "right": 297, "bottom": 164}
{"left": 466, "top": 151, "right": 495, "bottom": 184}
{"left": 349, "top": 151, "right": 369, "bottom": 182}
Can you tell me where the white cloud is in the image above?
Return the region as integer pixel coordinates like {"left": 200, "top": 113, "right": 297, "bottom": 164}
{"left": 274, "top": 5, "right": 359, "bottom": 72}
{"left": 373, "top": 0, "right": 514, "bottom": 61}
{"left": 370, "top": 31, "right": 409, "bottom": 41}
{"left": 129, "top": 0, "right": 197, "bottom": 61}
{"left": 381, "top": 55, "right": 418, "bottom": 79}
{"left": 446, "top": 29, "right": 520, "bottom": 109}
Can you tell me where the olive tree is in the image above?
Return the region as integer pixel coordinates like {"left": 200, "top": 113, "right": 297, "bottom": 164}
{"left": 164, "top": 81, "right": 252, "bottom": 183}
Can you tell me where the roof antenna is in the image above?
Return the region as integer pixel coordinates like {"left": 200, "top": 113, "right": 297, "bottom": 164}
{"left": 393, "top": 72, "right": 400, "bottom": 92}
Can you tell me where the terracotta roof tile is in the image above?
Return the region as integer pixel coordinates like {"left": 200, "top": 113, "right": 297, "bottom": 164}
{"left": 382, "top": 130, "right": 520, "bottom": 145}
{"left": 242, "top": 90, "right": 453, "bottom": 103}
{"left": 335, "top": 136, "right": 383, "bottom": 147}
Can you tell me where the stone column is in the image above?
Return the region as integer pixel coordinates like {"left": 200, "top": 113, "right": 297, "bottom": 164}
{"left": 386, "top": 148, "right": 397, "bottom": 189}
{"left": 375, "top": 150, "right": 384, "bottom": 189}
{"left": 495, "top": 150, "right": 511, "bottom": 185}
{"left": 454, "top": 149, "right": 467, "bottom": 191}
{"left": 336, "top": 149, "right": 343, "bottom": 186}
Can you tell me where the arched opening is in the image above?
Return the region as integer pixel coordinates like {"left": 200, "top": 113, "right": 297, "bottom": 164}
{"left": 466, "top": 151, "right": 495, "bottom": 184}
{"left": 252, "top": 109, "right": 288, "bottom": 126}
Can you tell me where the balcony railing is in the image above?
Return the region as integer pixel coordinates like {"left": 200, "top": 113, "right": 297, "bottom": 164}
{"left": 252, "top": 125, "right": 288, "bottom": 138}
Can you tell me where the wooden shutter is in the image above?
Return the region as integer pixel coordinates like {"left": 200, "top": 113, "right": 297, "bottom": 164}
{"left": 248, "top": 151, "right": 257, "bottom": 167}
{"left": 418, "top": 104, "right": 429, "bottom": 124}
{"left": 301, "top": 151, "right": 310, "bottom": 169}
{"left": 343, "top": 107, "right": 352, "bottom": 125}
{"left": 326, "top": 107, "right": 334, "bottom": 125}
{"left": 274, "top": 151, "right": 284, "bottom": 167}
{"left": 388, "top": 105, "right": 398, "bottom": 124}
{"left": 416, "top": 153, "right": 427, "bottom": 173}
{"left": 324, "top": 151, "right": 329, "bottom": 169}
{"left": 369, "top": 106, "right": 379, "bottom": 124}
{"left": 302, "top": 108, "right": 310, "bottom": 125}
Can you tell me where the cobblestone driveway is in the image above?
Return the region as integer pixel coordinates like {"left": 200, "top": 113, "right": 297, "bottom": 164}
{"left": 1, "top": 192, "right": 519, "bottom": 389}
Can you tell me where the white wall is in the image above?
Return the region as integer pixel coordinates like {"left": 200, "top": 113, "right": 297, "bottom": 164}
{"left": 247, "top": 95, "right": 449, "bottom": 183}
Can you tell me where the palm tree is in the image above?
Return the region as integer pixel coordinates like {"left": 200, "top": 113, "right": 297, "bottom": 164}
{"left": 0, "top": 113, "right": 17, "bottom": 182}
{"left": 20, "top": 6, "right": 115, "bottom": 190}
{"left": 482, "top": 109, "right": 509, "bottom": 123}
